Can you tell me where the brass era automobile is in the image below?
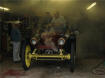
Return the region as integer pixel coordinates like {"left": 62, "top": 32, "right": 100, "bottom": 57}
{"left": 21, "top": 26, "right": 76, "bottom": 72}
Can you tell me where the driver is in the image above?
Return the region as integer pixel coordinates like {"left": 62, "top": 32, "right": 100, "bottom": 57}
{"left": 49, "top": 11, "right": 66, "bottom": 33}
{"left": 40, "top": 11, "right": 66, "bottom": 51}
{"left": 41, "top": 11, "right": 66, "bottom": 37}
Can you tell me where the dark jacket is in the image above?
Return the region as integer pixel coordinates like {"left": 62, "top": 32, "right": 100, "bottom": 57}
{"left": 11, "top": 27, "right": 21, "bottom": 42}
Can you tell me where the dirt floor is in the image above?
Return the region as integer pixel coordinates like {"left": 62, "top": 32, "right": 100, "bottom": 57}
{"left": 0, "top": 57, "right": 105, "bottom": 78}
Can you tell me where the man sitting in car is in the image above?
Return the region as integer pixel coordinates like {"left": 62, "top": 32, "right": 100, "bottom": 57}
{"left": 41, "top": 11, "right": 66, "bottom": 51}
{"left": 50, "top": 11, "right": 66, "bottom": 33}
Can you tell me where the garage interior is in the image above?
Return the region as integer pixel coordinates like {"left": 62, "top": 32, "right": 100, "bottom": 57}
{"left": 0, "top": 0, "right": 105, "bottom": 78}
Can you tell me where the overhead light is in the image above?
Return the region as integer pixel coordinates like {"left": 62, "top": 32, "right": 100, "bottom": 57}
{"left": 6, "top": 20, "right": 21, "bottom": 24}
{"left": 87, "top": 2, "right": 96, "bottom": 10}
{"left": 0, "top": 6, "right": 10, "bottom": 11}
{"left": 0, "top": 7, "right": 4, "bottom": 9}
{"left": 3, "top": 8, "right": 10, "bottom": 11}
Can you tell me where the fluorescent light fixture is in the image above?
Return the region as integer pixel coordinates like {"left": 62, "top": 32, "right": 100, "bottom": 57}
{"left": 0, "top": 6, "right": 10, "bottom": 11}
{"left": 3, "top": 8, "right": 10, "bottom": 11}
{"left": 0, "top": 7, "right": 4, "bottom": 9}
{"left": 6, "top": 20, "right": 21, "bottom": 24}
{"left": 87, "top": 2, "right": 96, "bottom": 10}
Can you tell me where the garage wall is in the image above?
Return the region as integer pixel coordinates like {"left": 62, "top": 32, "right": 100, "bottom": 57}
{"left": 1, "top": 0, "right": 105, "bottom": 58}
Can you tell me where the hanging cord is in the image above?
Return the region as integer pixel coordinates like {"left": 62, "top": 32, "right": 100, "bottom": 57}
{"left": 92, "top": 60, "right": 105, "bottom": 75}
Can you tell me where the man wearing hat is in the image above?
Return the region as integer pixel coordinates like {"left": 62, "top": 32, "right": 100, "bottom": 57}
{"left": 11, "top": 21, "right": 21, "bottom": 63}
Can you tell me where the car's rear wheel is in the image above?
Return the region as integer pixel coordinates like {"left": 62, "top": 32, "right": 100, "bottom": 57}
{"left": 70, "top": 41, "right": 76, "bottom": 72}
{"left": 22, "top": 44, "right": 31, "bottom": 70}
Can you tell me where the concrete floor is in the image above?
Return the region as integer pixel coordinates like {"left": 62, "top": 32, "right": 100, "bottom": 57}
{"left": 0, "top": 58, "right": 105, "bottom": 78}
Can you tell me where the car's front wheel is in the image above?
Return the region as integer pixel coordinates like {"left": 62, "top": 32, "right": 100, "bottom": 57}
{"left": 22, "top": 44, "right": 31, "bottom": 70}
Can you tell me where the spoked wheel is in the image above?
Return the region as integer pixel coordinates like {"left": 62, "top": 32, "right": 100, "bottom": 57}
{"left": 70, "top": 41, "right": 76, "bottom": 72}
{"left": 22, "top": 44, "right": 31, "bottom": 70}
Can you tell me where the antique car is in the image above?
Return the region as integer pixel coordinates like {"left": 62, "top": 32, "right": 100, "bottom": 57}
{"left": 21, "top": 26, "right": 76, "bottom": 72}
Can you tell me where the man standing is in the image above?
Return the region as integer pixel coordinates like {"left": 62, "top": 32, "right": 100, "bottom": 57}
{"left": 11, "top": 21, "right": 21, "bottom": 63}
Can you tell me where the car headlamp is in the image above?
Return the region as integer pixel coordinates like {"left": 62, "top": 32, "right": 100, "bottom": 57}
{"left": 30, "top": 38, "right": 37, "bottom": 45}
{"left": 58, "top": 38, "right": 65, "bottom": 46}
